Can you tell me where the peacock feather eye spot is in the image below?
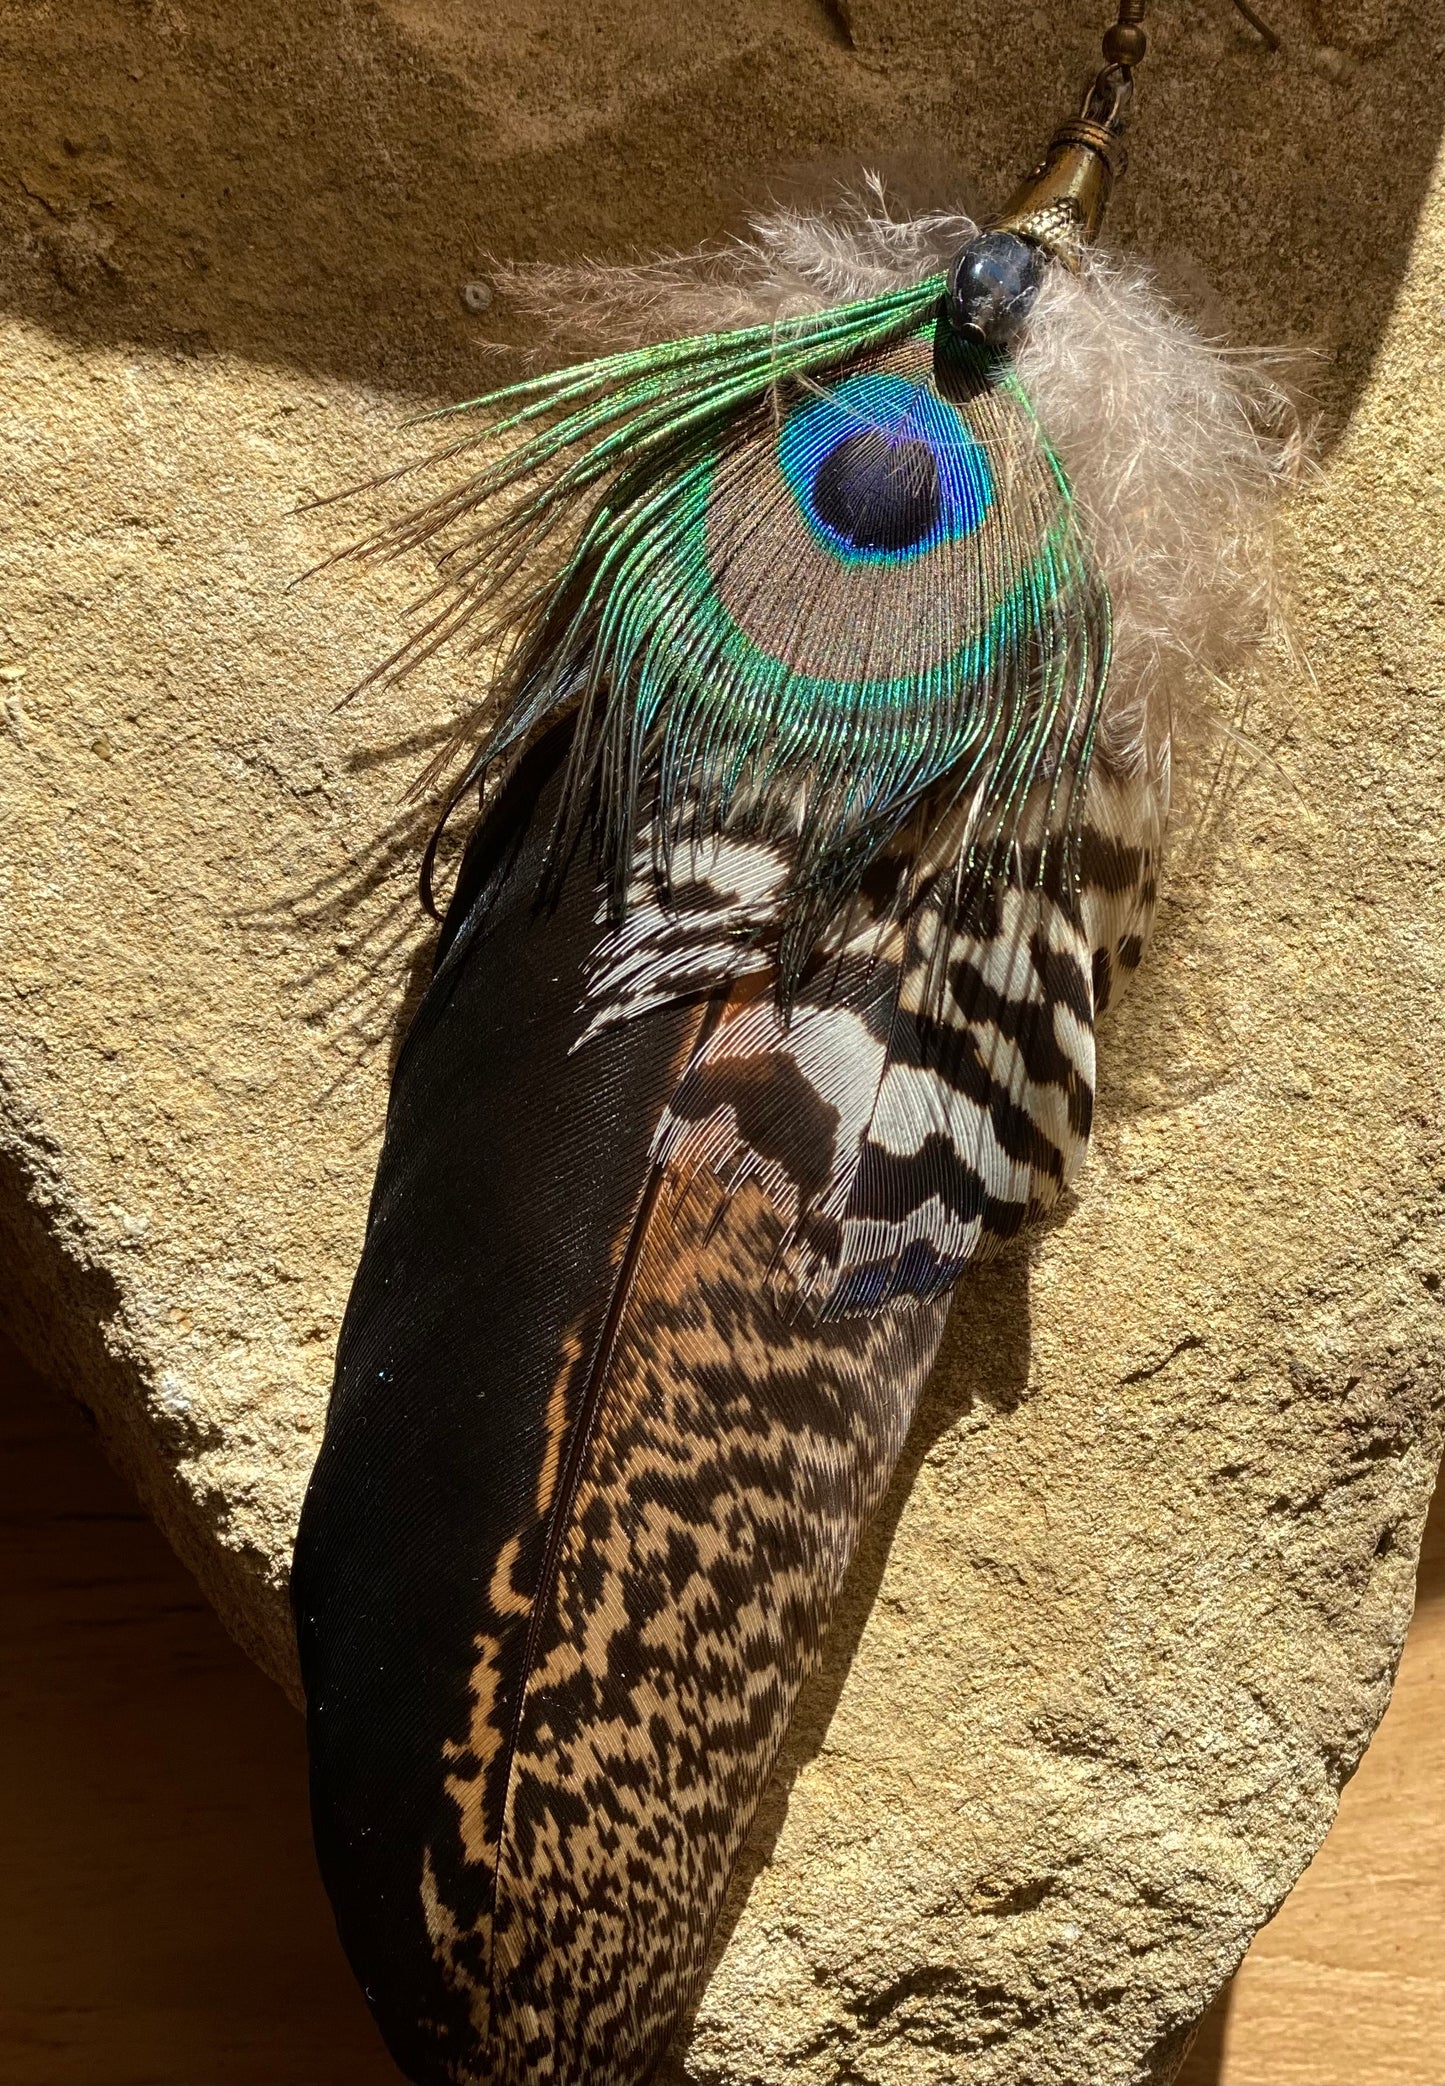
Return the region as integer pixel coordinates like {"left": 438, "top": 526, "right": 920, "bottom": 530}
{"left": 776, "top": 367, "right": 995, "bottom": 567}
{"left": 811, "top": 431, "right": 941, "bottom": 554}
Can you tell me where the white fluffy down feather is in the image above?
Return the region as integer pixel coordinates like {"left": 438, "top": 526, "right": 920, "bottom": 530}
{"left": 493, "top": 179, "right": 1303, "bottom": 820}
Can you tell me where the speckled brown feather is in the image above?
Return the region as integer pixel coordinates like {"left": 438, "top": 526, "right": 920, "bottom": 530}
{"left": 437, "top": 1163, "right": 947, "bottom": 2078}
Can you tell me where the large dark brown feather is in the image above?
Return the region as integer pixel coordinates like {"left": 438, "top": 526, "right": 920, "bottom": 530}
{"left": 291, "top": 726, "right": 953, "bottom": 2083}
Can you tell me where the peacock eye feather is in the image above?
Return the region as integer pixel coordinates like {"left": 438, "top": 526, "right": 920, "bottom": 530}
{"left": 341, "top": 284, "right": 1110, "bottom": 984}
{"left": 576, "top": 313, "right": 1108, "bottom": 959}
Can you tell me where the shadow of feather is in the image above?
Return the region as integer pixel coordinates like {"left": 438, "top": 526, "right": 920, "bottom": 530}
{"left": 231, "top": 794, "right": 452, "bottom": 1103}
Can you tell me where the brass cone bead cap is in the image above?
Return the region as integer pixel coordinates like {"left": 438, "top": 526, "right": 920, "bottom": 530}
{"left": 990, "top": 116, "right": 1129, "bottom": 262}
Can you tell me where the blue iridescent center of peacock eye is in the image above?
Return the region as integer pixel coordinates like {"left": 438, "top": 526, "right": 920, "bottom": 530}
{"left": 777, "top": 370, "right": 995, "bottom": 565}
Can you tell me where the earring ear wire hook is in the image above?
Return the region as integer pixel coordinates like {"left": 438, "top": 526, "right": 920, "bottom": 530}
{"left": 978, "top": 0, "right": 1285, "bottom": 267}
{"left": 1227, "top": 0, "right": 1282, "bottom": 52}
{"left": 1100, "top": 0, "right": 1283, "bottom": 79}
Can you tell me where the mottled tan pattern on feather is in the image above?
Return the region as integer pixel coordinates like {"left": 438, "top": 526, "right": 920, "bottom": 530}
{"left": 482, "top": 1166, "right": 949, "bottom": 2080}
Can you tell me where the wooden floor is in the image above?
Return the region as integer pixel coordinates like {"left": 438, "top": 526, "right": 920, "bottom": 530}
{"left": 0, "top": 1339, "right": 400, "bottom": 2085}
{"left": 0, "top": 1335, "right": 1440, "bottom": 2086}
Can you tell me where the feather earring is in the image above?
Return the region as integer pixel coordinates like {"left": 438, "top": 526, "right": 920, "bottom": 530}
{"left": 291, "top": 8, "right": 1298, "bottom": 2082}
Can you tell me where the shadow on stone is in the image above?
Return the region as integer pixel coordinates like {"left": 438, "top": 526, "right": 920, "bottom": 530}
{"left": 1170, "top": 1982, "right": 1231, "bottom": 2084}
{"left": 0, "top": 0, "right": 1439, "bottom": 434}
{"left": 0, "top": 1137, "right": 270, "bottom": 1666}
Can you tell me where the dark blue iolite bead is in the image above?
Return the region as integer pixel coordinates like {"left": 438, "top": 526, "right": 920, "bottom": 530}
{"left": 945, "top": 231, "right": 1046, "bottom": 352}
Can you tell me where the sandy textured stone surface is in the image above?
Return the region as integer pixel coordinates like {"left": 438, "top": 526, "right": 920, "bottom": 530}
{"left": 2, "top": 1, "right": 1443, "bottom": 2079}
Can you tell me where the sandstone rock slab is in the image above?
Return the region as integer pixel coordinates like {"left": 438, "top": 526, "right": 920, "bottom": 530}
{"left": 2, "top": 1, "right": 1443, "bottom": 2079}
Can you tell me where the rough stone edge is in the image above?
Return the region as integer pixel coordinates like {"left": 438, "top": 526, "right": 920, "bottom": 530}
{"left": 0, "top": 1080, "right": 304, "bottom": 1703}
